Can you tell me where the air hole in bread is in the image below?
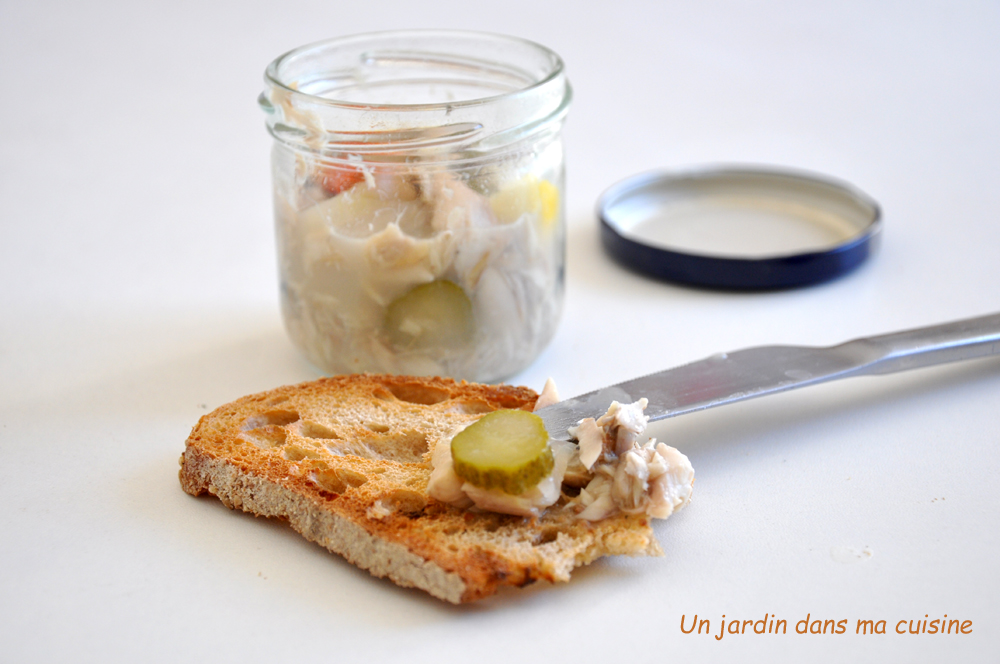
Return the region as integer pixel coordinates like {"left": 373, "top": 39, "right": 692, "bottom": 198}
{"left": 482, "top": 519, "right": 504, "bottom": 533}
{"left": 241, "top": 409, "right": 300, "bottom": 430}
{"left": 380, "top": 489, "right": 427, "bottom": 515}
{"left": 365, "top": 429, "right": 428, "bottom": 463}
{"left": 372, "top": 387, "right": 395, "bottom": 401}
{"left": 310, "top": 467, "right": 367, "bottom": 493}
{"left": 365, "top": 421, "right": 391, "bottom": 433}
{"left": 371, "top": 467, "right": 388, "bottom": 474}
{"left": 265, "top": 396, "right": 290, "bottom": 406}
{"left": 312, "top": 469, "right": 346, "bottom": 494}
{"left": 386, "top": 383, "right": 451, "bottom": 405}
{"left": 319, "top": 431, "right": 429, "bottom": 464}
{"left": 533, "top": 527, "right": 563, "bottom": 546}
{"left": 283, "top": 445, "right": 322, "bottom": 461}
{"left": 443, "top": 399, "right": 494, "bottom": 415}
{"left": 338, "top": 468, "right": 368, "bottom": 487}
{"left": 297, "top": 421, "right": 340, "bottom": 439}
{"left": 241, "top": 426, "right": 287, "bottom": 448}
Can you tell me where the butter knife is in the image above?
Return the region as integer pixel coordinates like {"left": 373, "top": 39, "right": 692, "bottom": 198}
{"left": 536, "top": 312, "right": 1000, "bottom": 440}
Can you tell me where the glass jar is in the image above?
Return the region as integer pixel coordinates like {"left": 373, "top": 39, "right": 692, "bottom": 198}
{"left": 259, "top": 30, "right": 571, "bottom": 382}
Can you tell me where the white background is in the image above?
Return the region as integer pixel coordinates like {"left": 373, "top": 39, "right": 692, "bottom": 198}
{"left": 2, "top": 1, "right": 999, "bottom": 661}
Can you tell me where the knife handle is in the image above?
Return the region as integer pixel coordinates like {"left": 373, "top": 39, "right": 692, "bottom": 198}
{"left": 841, "top": 312, "right": 1000, "bottom": 376}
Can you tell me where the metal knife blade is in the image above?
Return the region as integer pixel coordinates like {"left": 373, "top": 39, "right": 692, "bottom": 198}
{"left": 536, "top": 312, "right": 1000, "bottom": 440}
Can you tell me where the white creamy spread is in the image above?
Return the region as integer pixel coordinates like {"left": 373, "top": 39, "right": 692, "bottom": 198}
{"left": 570, "top": 398, "right": 694, "bottom": 521}
{"left": 426, "top": 381, "right": 694, "bottom": 522}
{"left": 277, "top": 159, "right": 563, "bottom": 380}
{"left": 534, "top": 377, "right": 561, "bottom": 410}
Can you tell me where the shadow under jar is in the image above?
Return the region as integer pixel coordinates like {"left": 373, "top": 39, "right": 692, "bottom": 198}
{"left": 260, "top": 30, "right": 571, "bottom": 382}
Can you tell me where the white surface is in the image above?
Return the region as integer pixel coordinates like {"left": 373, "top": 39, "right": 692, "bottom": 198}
{"left": 2, "top": 1, "right": 999, "bottom": 662}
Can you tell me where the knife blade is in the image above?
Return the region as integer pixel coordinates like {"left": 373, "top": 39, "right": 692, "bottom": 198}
{"left": 536, "top": 312, "right": 1000, "bottom": 441}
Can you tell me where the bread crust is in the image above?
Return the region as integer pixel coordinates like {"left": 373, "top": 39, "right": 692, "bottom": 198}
{"left": 179, "top": 374, "right": 663, "bottom": 603}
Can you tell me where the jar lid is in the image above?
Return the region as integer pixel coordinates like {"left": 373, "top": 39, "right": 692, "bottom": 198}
{"left": 597, "top": 166, "right": 882, "bottom": 289}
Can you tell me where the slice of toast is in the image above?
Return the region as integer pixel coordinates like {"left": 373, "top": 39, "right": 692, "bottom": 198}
{"left": 179, "top": 374, "right": 663, "bottom": 603}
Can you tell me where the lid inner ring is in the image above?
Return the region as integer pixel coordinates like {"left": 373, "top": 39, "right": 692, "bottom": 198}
{"left": 598, "top": 166, "right": 881, "bottom": 290}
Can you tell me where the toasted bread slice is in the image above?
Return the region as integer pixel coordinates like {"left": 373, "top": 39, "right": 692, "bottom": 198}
{"left": 179, "top": 374, "right": 663, "bottom": 603}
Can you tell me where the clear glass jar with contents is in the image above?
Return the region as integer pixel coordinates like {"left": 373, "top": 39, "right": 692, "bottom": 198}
{"left": 259, "top": 30, "right": 571, "bottom": 382}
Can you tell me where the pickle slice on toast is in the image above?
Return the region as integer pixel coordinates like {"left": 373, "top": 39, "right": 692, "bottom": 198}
{"left": 451, "top": 410, "right": 553, "bottom": 495}
{"left": 384, "top": 280, "right": 474, "bottom": 350}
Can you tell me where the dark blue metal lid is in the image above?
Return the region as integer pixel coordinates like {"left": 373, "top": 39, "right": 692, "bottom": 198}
{"left": 598, "top": 166, "right": 882, "bottom": 290}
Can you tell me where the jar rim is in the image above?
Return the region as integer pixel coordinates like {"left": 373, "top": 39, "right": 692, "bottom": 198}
{"left": 263, "top": 29, "right": 566, "bottom": 113}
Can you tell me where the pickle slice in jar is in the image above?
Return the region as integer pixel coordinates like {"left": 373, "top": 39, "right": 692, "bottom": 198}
{"left": 384, "top": 280, "right": 474, "bottom": 350}
{"left": 451, "top": 409, "right": 554, "bottom": 496}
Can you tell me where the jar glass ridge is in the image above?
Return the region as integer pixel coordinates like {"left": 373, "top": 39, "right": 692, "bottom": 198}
{"left": 260, "top": 30, "right": 571, "bottom": 382}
